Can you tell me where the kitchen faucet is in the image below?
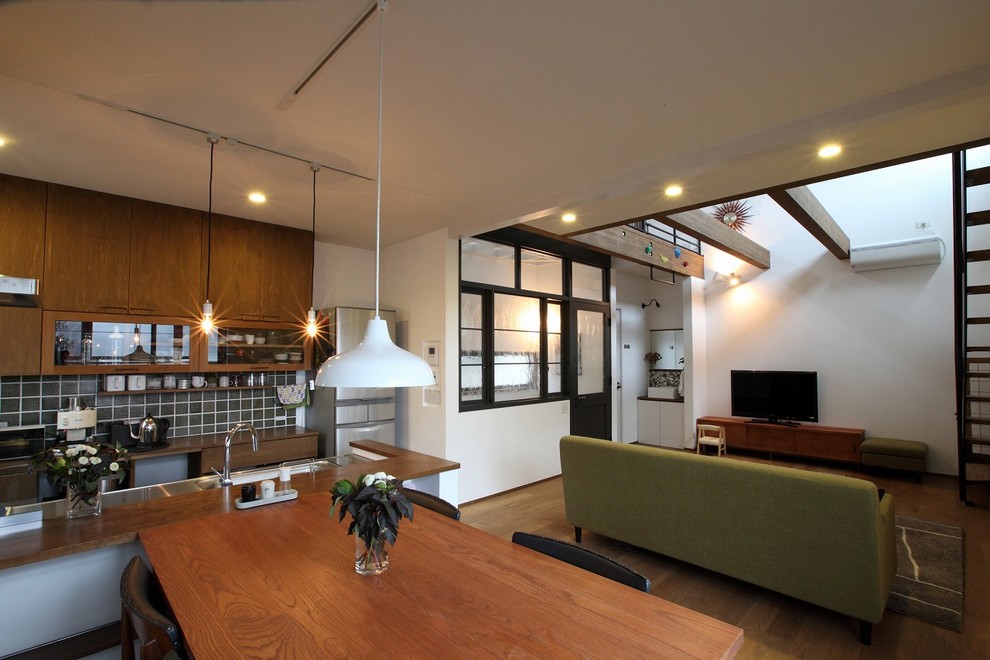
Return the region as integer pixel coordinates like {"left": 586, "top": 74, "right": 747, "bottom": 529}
{"left": 216, "top": 422, "right": 259, "bottom": 487}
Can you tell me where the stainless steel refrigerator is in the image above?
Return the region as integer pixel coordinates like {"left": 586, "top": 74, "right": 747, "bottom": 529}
{"left": 308, "top": 307, "right": 397, "bottom": 457}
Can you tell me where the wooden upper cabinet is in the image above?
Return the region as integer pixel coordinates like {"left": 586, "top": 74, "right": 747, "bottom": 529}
{"left": 0, "top": 174, "right": 46, "bottom": 375}
{"left": 207, "top": 214, "right": 266, "bottom": 320}
{"left": 44, "top": 184, "right": 132, "bottom": 312}
{"left": 264, "top": 224, "right": 313, "bottom": 324}
{"left": 207, "top": 215, "right": 313, "bottom": 323}
{"left": 129, "top": 200, "right": 203, "bottom": 317}
{"left": 0, "top": 173, "right": 47, "bottom": 281}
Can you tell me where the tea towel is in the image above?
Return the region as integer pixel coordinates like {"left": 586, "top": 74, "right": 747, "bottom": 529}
{"left": 276, "top": 383, "right": 310, "bottom": 409}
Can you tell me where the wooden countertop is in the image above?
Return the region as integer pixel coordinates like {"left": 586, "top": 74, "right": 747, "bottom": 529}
{"left": 125, "top": 425, "right": 317, "bottom": 461}
{"left": 142, "top": 492, "right": 744, "bottom": 658}
{"left": 0, "top": 440, "right": 458, "bottom": 571}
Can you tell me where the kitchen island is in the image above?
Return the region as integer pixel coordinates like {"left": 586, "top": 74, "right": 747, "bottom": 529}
{"left": 0, "top": 440, "right": 459, "bottom": 657}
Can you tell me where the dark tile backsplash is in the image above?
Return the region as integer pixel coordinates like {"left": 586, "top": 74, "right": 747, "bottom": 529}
{"left": 0, "top": 373, "right": 301, "bottom": 440}
{"left": 649, "top": 369, "right": 681, "bottom": 388}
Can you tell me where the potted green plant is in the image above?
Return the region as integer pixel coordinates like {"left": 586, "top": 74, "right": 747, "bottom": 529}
{"left": 331, "top": 472, "right": 414, "bottom": 575}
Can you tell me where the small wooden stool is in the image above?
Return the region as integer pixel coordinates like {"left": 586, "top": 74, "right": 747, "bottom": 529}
{"left": 861, "top": 437, "right": 927, "bottom": 480}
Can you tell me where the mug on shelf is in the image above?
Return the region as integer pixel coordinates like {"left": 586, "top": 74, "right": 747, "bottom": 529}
{"left": 127, "top": 375, "right": 147, "bottom": 391}
{"left": 163, "top": 375, "right": 177, "bottom": 389}
{"left": 103, "top": 374, "right": 126, "bottom": 392}
{"left": 219, "top": 376, "right": 230, "bottom": 387}
{"left": 191, "top": 375, "right": 206, "bottom": 388}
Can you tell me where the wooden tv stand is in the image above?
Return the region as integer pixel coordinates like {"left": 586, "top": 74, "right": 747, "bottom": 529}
{"left": 697, "top": 416, "right": 865, "bottom": 464}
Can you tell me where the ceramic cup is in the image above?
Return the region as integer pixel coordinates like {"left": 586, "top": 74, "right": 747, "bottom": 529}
{"left": 240, "top": 484, "right": 256, "bottom": 503}
{"left": 260, "top": 480, "right": 275, "bottom": 499}
{"left": 219, "top": 376, "right": 230, "bottom": 387}
{"left": 163, "top": 375, "right": 177, "bottom": 389}
{"left": 245, "top": 334, "right": 255, "bottom": 345}
{"left": 127, "top": 375, "right": 146, "bottom": 391}
{"left": 177, "top": 378, "right": 191, "bottom": 389}
{"left": 103, "top": 374, "right": 126, "bottom": 392}
{"left": 191, "top": 376, "right": 206, "bottom": 388}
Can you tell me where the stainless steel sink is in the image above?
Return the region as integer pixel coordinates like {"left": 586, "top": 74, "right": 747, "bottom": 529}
{"left": 102, "top": 459, "right": 334, "bottom": 507}
{"left": 6, "top": 458, "right": 347, "bottom": 519}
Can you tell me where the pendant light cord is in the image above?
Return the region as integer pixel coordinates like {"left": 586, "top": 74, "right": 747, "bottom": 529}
{"left": 374, "top": 0, "right": 385, "bottom": 319}
{"left": 206, "top": 135, "right": 217, "bottom": 305}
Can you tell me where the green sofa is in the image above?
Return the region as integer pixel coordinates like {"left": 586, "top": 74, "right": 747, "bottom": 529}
{"left": 559, "top": 435, "right": 896, "bottom": 644}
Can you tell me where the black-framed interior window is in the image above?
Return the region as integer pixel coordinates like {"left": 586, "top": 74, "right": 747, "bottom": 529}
{"left": 459, "top": 231, "right": 608, "bottom": 410}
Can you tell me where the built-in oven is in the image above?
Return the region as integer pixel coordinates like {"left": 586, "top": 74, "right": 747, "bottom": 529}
{"left": 0, "top": 425, "right": 52, "bottom": 506}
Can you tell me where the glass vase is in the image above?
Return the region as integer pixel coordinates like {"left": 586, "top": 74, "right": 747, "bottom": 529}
{"left": 355, "top": 533, "right": 389, "bottom": 575}
{"left": 66, "top": 484, "right": 102, "bottom": 519}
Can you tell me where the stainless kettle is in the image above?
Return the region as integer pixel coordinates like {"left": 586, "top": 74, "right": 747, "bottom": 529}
{"left": 129, "top": 414, "right": 170, "bottom": 446}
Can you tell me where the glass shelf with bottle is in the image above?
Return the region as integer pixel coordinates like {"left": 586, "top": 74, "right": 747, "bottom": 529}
{"left": 42, "top": 312, "right": 197, "bottom": 375}
{"left": 201, "top": 322, "right": 311, "bottom": 371}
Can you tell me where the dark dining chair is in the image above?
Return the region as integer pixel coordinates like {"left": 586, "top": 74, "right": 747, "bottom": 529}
{"left": 399, "top": 487, "right": 461, "bottom": 521}
{"left": 120, "top": 555, "right": 184, "bottom": 660}
{"left": 511, "top": 532, "right": 651, "bottom": 593}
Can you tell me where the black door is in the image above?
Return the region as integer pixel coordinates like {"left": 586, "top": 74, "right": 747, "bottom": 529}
{"left": 569, "top": 302, "right": 611, "bottom": 439}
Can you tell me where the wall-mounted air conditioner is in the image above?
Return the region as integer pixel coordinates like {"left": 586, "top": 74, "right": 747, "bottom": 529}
{"left": 849, "top": 235, "right": 942, "bottom": 272}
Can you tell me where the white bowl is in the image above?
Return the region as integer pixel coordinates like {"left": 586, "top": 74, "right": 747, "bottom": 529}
{"left": 254, "top": 337, "right": 266, "bottom": 345}
{"left": 228, "top": 333, "right": 244, "bottom": 342}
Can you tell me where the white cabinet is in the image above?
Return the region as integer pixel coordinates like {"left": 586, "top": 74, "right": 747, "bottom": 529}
{"left": 637, "top": 398, "right": 685, "bottom": 448}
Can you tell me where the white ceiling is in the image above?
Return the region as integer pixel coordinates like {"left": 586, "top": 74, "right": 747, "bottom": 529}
{"left": 1, "top": 1, "right": 988, "bottom": 250}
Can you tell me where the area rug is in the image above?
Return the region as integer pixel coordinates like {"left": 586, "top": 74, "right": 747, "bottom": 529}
{"left": 888, "top": 516, "right": 964, "bottom": 631}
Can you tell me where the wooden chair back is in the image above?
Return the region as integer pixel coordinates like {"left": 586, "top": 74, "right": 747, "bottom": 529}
{"left": 511, "top": 531, "right": 651, "bottom": 593}
{"left": 120, "top": 555, "right": 183, "bottom": 660}
{"left": 400, "top": 487, "right": 461, "bottom": 521}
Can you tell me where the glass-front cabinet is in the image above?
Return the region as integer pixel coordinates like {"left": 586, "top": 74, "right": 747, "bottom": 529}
{"left": 42, "top": 311, "right": 196, "bottom": 374}
{"left": 201, "top": 322, "right": 312, "bottom": 372}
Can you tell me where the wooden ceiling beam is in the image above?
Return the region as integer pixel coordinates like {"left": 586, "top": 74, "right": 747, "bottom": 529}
{"left": 521, "top": 224, "right": 705, "bottom": 279}
{"left": 768, "top": 186, "right": 851, "bottom": 259}
{"left": 661, "top": 209, "right": 771, "bottom": 269}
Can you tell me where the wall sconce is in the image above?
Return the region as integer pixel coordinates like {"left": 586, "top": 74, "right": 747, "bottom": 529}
{"left": 641, "top": 299, "right": 661, "bottom": 309}
{"left": 713, "top": 272, "right": 742, "bottom": 286}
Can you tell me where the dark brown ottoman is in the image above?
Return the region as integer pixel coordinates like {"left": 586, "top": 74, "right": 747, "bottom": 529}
{"left": 861, "top": 437, "right": 927, "bottom": 479}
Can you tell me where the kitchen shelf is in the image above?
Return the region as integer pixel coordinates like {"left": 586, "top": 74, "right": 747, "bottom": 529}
{"left": 98, "top": 386, "right": 271, "bottom": 396}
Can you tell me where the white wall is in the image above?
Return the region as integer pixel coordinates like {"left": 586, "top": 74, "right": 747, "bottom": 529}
{"left": 381, "top": 229, "right": 448, "bottom": 460}
{"left": 702, "top": 155, "right": 957, "bottom": 474}
{"left": 611, "top": 268, "right": 683, "bottom": 442}
{"left": 312, "top": 241, "right": 375, "bottom": 310}
{"left": 447, "top": 401, "right": 571, "bottom": 503}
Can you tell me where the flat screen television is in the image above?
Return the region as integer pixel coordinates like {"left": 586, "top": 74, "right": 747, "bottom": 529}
{"left": 730, "top": 370, "right": 818, "bottom": 424}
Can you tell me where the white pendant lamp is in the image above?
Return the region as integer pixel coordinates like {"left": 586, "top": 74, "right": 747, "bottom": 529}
{"left": 315, "top": 0, "right": 434, "bottom": 389}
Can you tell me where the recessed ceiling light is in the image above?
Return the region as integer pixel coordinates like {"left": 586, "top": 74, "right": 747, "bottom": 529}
{"left": 248, "top": 192, "right": 266, "bottom": 203}
{"left": 818, "top": 144, "right": 842, "bottom": 158}
{"left": 664, "top": 184, "right": 683, "bottom": 197}
{"left": 562, "top": 213, "right": 577, "bottom": 223}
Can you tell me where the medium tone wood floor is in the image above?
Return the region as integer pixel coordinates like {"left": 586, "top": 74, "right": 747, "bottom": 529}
{"left": 460, "top": 449, "right": 990, "bottom": 659}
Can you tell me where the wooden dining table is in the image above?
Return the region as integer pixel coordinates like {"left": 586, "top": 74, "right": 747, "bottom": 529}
{"left": 140, "top": 491, "right": 743, "bottom": 659}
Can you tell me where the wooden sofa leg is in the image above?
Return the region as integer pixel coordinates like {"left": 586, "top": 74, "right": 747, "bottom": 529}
{"left": 859, "top": 620, "right": 872, "bottom": 645}
{"left": 574, "top": 527, "right": 582, "bottom": 543}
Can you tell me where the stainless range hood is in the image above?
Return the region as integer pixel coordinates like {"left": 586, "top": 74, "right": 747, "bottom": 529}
{"left": 0, "top": 276, "right": 39, "bottom": 308}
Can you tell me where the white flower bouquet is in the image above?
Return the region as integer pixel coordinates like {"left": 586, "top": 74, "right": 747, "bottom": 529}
{"left": 32, "top": 439, "right": 129, "bottom": 506}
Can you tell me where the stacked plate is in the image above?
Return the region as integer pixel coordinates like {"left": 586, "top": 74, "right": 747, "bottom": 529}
{"left": 288, "top": 351, "right": 303, "bottom": 363}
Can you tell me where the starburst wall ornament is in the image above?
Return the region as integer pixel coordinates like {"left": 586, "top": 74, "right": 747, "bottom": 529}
{"left": 711, "top": 199, "right": 753, "bottom": 233}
